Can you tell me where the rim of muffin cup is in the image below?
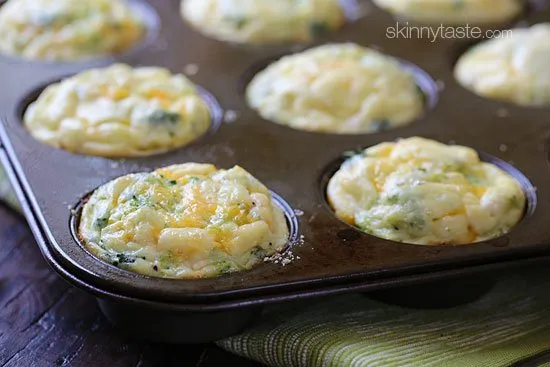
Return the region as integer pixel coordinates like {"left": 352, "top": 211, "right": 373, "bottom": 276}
{"left": 318, "top": 142, "right": 537, "bottom": 247}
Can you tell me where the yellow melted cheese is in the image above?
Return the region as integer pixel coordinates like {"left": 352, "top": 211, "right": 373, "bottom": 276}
{"left": 24, "top": 64, "right": 211, "bottom": 157}
{"left": 327, "top": 137, "right": 526, "bottom": 245}
{"left": 246, "top": 43, "right": 425, "bottom": 134}
{"left": 373, "top": 0, "right": 522, "bottom": 25}
{"left": 79, "top": 164, "right": 289, "bottom": 279}
{"left": 455, "top": 23, "right": 550, "bottom": 106}
{"left": 180, "top": 0, "right": 346, "bottom": 44}
{"left": 0, "top": 0, "right": 145, "bottom": 61}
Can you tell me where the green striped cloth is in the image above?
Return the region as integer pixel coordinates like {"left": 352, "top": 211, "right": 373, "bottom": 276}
{"left": 217, "top": 271, "right": 550, "bottom": 366}
{"left": 1, "top": 165, "right": 550, "bottom": 366}
{"left": 0, "top": 165, "right": 18, "bottom": 211}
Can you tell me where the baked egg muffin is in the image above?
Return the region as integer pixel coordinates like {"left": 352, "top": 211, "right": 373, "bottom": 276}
{"left": 246, "top": 43, "right": 425, "bottom": 134}
{"left": 327, "top": 137, "right": 526, "bottom": 245}
{"left": 79, "top": 164, "right": 289, "bottom": 279}
{"left": 455, "top": 23, "right": 550, "bottom": 106}
{"left": 373, "top": 0, "right": 522, "bottom": 25}
{"left": 0, "top": 0, "right": 145, "bottom": 61}
{"left": 24, "top": 64, "right": 211, "bottom": 157}
{"left": 180, "top": 0, "right": 346, "bottom": 44}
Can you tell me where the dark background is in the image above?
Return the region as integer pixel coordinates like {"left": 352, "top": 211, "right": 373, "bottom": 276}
{"left": 0, "top": 203, "right": 262, "bottom": 367}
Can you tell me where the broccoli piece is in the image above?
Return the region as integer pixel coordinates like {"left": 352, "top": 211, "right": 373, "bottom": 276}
{"left": 309, "top": 21, "right": 331, "bottom": 38}
{"left": 111, "top": 253, "right": 136, "bottom": 267}
{"left": 94, "top": 216, "right": 109, "bottom": 229}
{"left": 386, "top": 195, "right": 401, "bottom": 205}
{"left": 508, "top": 195, "right": 524, "bottom": 210}
{"left": 148, "top": 110, "right": 181, "bottom": 125}
{"left": 224, "top": 15, "right": 248, "bottom": 29}
{"left": 454, "top": 0, "right": 466, "bottom": 9}
{"left": 216, "top": 262, "right": 233, "bottom": 275}
{"left": 250, "top": 246, "right": 267, "bottom": 259}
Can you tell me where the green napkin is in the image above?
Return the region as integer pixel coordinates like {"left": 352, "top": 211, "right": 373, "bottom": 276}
{"left": 217, "top": 271, "right": 550, "bottom": 366}
{"left": 1, "top": 164, "right": 550, "bottom": 367}
{"left": 0, "top": 165, "right": 19, "bottom": 211}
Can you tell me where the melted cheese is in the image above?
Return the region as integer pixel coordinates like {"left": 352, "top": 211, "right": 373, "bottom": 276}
{"left": 373, "top": 0, "right": 522, "bottom": 25}
{"left": 455, "top": 23, "right": 550, "bottom": 106}
{"left": 181, "top": 0, "right": 346, "bottom": 44}
{"left": 327, "top": 137, "right": 526, "bottom": 245}
{"left": 79, "top": 164, "right": 289, "bottom": 279}
{"left": 24, "top": 64, "right": 211, "bottom": 157}
{"left": 0, "top": 0, "right": 145, "bottom": 61}
{"left": 246, "top": 43, "right": 424, "bottom": 134}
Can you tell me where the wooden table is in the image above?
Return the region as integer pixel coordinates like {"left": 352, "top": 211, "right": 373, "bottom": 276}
{"left": 0, "top": 203, "right": 262, "bottom": 367}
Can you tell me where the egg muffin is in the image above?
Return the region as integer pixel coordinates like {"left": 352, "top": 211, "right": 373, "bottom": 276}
{"left": 24, "top": 64, "right": 211, "bottom": 157}
{"left": 180, "top": 0, "right": 346, "bottom": 44}
{"left": 373, "top": 0, "right": 522, "bottom": 25}
{"left": 246, "top": 43, "right": 425, "bottom": 134}
{"left": 455, "top": 23, "right": 550, "bottom": 107}
{"left": 0, "top": 0, "right": 145, "bottom": 61}
{"left": 79, "top": 164, "right": 289, "bottom": 279}
{"left": 327, "top": 137, "right": 525, "bottom": 245}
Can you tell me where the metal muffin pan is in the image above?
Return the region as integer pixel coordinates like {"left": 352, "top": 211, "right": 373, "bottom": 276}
{"left": 0, "top": 0, "right": 161, "bottom": 65}
{"left": 2, "top": 0, "right": 550, "bottom": 342}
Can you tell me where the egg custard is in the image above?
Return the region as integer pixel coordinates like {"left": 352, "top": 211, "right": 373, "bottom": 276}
{"left": 373, "top": 0, "right": 522, "bottom": 25}
{"left": 79, "top": 164, "right": 289, "bottom": 279}
{"left": 0, "top": 0, "right": 145, "bottom": 61}
{"left": 327, "top": 137, "right": 526, "bottom": 245}
{"left": 455, "top": 23, "right": 550, "bottom": 107}
{"left": 24, "top": 64, "right": 211, "bottom": 157}
{"left": 246, "top": 43, "right": 425, "bottom": 134}
{"left": 181, "top": 0, "right": 346, "bottom": 44}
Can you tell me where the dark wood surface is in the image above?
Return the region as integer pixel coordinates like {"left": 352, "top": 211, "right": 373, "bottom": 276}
{"left": 0, "top": 203, "right": 262, "bottom": 367}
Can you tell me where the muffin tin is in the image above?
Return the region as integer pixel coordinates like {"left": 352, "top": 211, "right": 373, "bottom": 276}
{"left": 2, "top": 0, "right": 550, "bottom": 343}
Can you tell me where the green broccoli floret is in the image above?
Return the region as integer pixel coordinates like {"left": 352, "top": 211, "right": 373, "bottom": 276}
{"left": 94, "top": 216, "right": 109, "bottom": 229}
{"left": 309, "top": 21, "right": 331, "bottom": 38}
{"left": 148, "top": 110, "right": 181, "bottom": 125}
